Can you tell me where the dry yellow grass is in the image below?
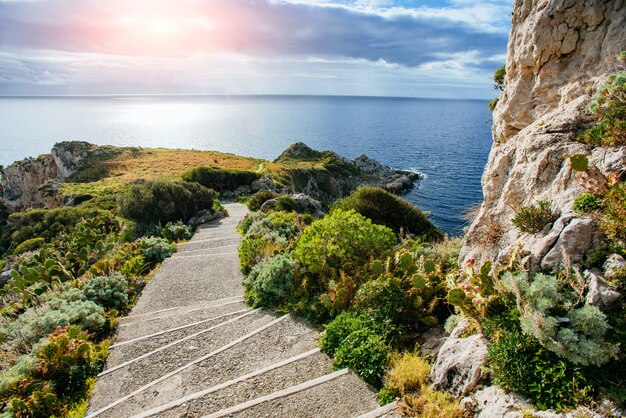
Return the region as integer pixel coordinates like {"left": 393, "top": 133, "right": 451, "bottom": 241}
{"left": 400, "top": 386, "right": 464, "bottom": 418}
{"left": 385, "top": 351, "right": 431, "bottom": 395}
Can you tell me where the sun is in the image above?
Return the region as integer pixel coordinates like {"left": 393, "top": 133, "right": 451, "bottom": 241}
{"left": 144, "top": 20, "right": 177, "bottom": 36}
{"left": 117, "top": 16, "right": 179, "bottom": 37}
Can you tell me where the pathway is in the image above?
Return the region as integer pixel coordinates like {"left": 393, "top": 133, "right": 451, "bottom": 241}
{"left": 86, "top": 202, "right": 399, "bottom": 418}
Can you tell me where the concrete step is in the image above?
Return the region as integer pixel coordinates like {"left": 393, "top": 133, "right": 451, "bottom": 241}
{"left": 357, "top": 402, "right": 401, "bottom": 418}
{"left": 88, "top": 310, "right": 275, "bottom": 413}
{"left": 175, "top": 235, "right": 242, "bottom": 253}
{"left": 129, "top": 254, "right": 243, "bottom": 312}
{"left": 108, "top": 307, "right": 252, "bottom": 365}
{"left": 89, "top": 315, "right": 321, "bottom": 418}
{"left": 203, "top": 369, "right": 379, "bottom": 418}
{"left": 116, "top": 298, "right": 247, "bottom": 343}
{"left": 130, "top": 349, "right": 331, "bottom": 418}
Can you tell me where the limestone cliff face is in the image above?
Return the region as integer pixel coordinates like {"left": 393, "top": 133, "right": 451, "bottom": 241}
{"left": 0, "top": 142, "right": 93, "bottom": 212}
{"left": 461, "top": 0, "right": 626, "bottom": 270}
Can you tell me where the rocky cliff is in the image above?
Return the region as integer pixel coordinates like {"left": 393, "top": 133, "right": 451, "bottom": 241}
{"left": 461, "top": 0, "right": 626, "bottom": 270}
{"left": 0, "top": 142, "right": 95, "bottom": 213}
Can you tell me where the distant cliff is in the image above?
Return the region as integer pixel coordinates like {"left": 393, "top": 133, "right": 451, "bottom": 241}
{"left": 461, "top": 0, "right": 626, "bottom": 269}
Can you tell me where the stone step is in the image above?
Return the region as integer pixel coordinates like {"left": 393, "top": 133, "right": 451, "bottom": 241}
{"left": 357, "top": 402, "right": 400, "bottom": 418}
{"left": 88, "top": 310, "right": 276, "bottom": 413}
{"left": 129, "top": 254, "right": 243, "bottom": 312}
{"left": 89, "top": 315, "right": 321, "bottom": 418}
{"left": 203, "top": 369, "right": 378, "bottom": 418}
{"left": 172, "top": 243, "right": 239, "bottom": 257}
{"left": 116, "top": 298, "right": 247, "bottom": 343}
{"left": 108, "top": 307, "right": 252, "bottom": 365}
{"left": 176, "top": 235, "right": 242, "bottom": 253}
{"left": 129, "top": 349, "right": 330, "bottom": 418}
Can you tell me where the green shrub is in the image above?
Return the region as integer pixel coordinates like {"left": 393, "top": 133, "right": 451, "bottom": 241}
{"left": 353, "top": 274, "right": 410, "bottom": 326}
{"left": 331, "top": 187, "right": 442, "bottom": 240}
{"left": 238, "top": 211, "right": 301, "bottom": 274}
{"left": 82, "top": 275, "right": 129, "bottom": 311}
{"left": 320, "top": 311, "right": 370, "bottom": 356}
{"left": 243, "top": 253, "right": 297, "bottom": 308}
{"left": 573, "top": 192, "right": 603, "bottom": 214}
{"left": 581, "top": 71, "right": 626, "bottom": 146}
{"left": 181, "top": 166, "right": 260, "bottom": 193}
{"left": 160, "top": 221, "right": 193, "bottom": 242}
{"left": 511, "top": 200, "right": 557, "bottom": 233}
{"left": 493, "top": 65, "right": 506, "bottom": 91}
{"left": 294, "top": 209, "right": 396, "bottom": 282}
{"left": 118, "top": 180, "right": 215, "bottom": 226}
{"left": 12, "top": 237, "right": 45, "bottom": 255}
{"left": 488, "top": 326, "right": 593, "bottom": 411}
{"left": 246, "top": 191, "right": 277, "bottom": 211}
{"left": 333, "top": 326, "right": 390, "bottom": 388}
{"left": 501, "top": 272, "right": 617, "bottom": 366}
{"left": 487, "top": 97, "right": 499, "bottom": 111}
{"left": 601, "top": 182, "right": 626, "bottom": 242}
{"left": 7, "top": 207, "right": 110, "bottom": 249}
{"left": 120, "top": 255, "right": 148, "bottom": 277}
{"left": 139, "top": 237, "right": 176, "bottom": 263}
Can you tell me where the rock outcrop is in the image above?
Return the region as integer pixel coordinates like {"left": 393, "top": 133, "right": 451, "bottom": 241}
{"left": 461, "top": 0, "right": 626, "bottom": 269}
{"left": 0, "top": 141, "right": 95, "bottom": 213}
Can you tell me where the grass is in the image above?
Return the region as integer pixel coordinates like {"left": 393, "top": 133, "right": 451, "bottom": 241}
{"left": 384, "top": 351, "right": 430, "bottom": 395}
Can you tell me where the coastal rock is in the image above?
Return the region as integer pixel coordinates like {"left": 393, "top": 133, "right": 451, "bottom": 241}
{"left": 461, "top": 385, "right": 530, "bottom": 418}
{"left": 461, "top": 0, "right": 626, "bottom": 268}
{"left": 416, "top": 325, "right": 447, "bottom": 359}
{"left": 585, "top": 269, "right": 621, "bottom": 308}
{"left": 260, "top": 194, "right": 323, "bottom": 217}
{"left": 430, "top": 320, "right": 489, "bottom": 397}
{"left": 0, "top": 270, "right": 11, "bottom": 289}
{"left": 188, "top": 209, "right": 225, "bottom": 226}
{"left": 603, "top": 254, "right": 626, "bottom": 278}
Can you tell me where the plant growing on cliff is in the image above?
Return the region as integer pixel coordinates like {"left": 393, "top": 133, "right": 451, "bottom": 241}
{"left": 580, "top": 69, "right": 626, "bottom": 146}
{"left": 493, "top": 65, "right": 506, "bottom": 91}
{"left": 573, "top": 192, "right": 603, "bottom": 214}
{"left": 511, "top": 200, "right": 557, "bottom": 233}
{"left": 501, "top": 271, "right": 618, "bottom": 367}
{"left": 601, "top": 182, "right": 626, "bottom": 242}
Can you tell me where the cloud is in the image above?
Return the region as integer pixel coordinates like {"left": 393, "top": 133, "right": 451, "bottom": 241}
{"left": 0, "top": 0, "right": 512, "bottom": 97}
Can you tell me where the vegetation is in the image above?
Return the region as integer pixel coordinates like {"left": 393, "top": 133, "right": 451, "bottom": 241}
{"left": 245, "top": 191, "right": 277, "bottom": 211}
{"left": 580, "top": 69, "right": 626, "bottom": 146}
{"left": 331, "top": 187, "right": 443, "bottom": 240}
{"left": 601, "top": 182, "right": 626, "bottom": 242}
{"left": 118, "top": 179, "right": 215, "bottom": 227}
{"left": 573, "top": 192, "right": 603, "bottom": 214}
{"left": 181, "top": 166, "right": 260, "bottom": 193}
{"left": 511, "top": 200, "right": 557, "bottom": 233}
{"left": 493, "top": 65, "right": 506, "bottom": 91}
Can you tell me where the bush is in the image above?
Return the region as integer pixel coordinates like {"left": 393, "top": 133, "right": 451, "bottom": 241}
{"left": 488, "top": 326, "right": 593, "bottom": 411}
{"left": 139, "top": 237, "right": 176, "bottom": 263}
{"left": 511, "top": 200, "right": 557, "bottom": 233}
{"left": 246, "top": 191, "right": 277, "bottom": 211}
{"left": 487, "top": 97, "right": 499, "bottom": 111}
{"left": 320, "top": 311, "right": 371, "bottom": 356}
{"left": 120, "top": 255, "right": 148, "bottom": 277}
{"left": 12, "top": 237, "right": 45, "bottom": 255}
{"left": 160, "top": 221, "right": 193, "bottom": 242}
{"left": 501, "top": 272, "right": 617, "bottom": 366}
{"left": 353, "top": 274, "right": 411, "bottom": 326}
{"left": 573, "top": 192, "right": 603, "bottom": 214}
{"left": 493, "top": 65, "right": 506, "bottom": 91}
{"left": 118, "top": 180, "right": 215, "bottom": 226}
{"left": 7, "top": 207, "right": 110, "bottom": 249}
{"left": 181, "top": 166, "right": 260, "bottom": 193}
{"left": 238, "top": 211, "right": 301, "bottom": 274}
{"left": 294, "top": 209, "right": 396, "bottom": 282}
{"left": 243, "top": 253, "right": 297, "bottom": 308}
{"left": 601, "top": 182, "right": 626, "bottom": 242}
{"left": 82, "top": 275, "right": 129, "bottom": 311}
{"left": 333, "top": 326, "right": 390, "bottom": 388}
{"left": 331, "top": 187, "right": 442, "bottom": 240}
{"left": 581, "top": 70, "right": 626, "bottom": 146}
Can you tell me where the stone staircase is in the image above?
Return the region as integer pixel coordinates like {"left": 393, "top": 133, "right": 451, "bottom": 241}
{"left": 87, "top": 203, "right": 399, "bottom": 418}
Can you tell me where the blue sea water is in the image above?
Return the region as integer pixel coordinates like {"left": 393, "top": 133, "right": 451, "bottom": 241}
{"left": 0, "top": 95, "right": 493, "bottom": 234}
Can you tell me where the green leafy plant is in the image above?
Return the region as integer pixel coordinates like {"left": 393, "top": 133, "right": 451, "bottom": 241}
{"left": 331, "top": 187, "right": 443, "bottom": 240}
{"left": 245, "top": 190, "right": 277, "bottom": 211}
{"left": 512, "top": 200, "right": 557, "bottom": 233}
{"left": 580, "top": 70, "right": 626, "bottom": 146}
{"left": 573, "top": 192, "right": 603, "bottom": 214}
{"left": 333, "top": 326, "right": 390, "bottom": 388}
{"left": 139, "top": 237, "right": 176, "bottom": 263}
{"left": 120, "top": 255, "right": 148, "bottom": 277}
{"left": 82, "top": 275, "right": 129, "bottom": 311}
{"left": 118, "top": 180, "right": 215, "bottom": 226}
{"left": 501, "top": 272, "right": 617, "bottom": 366}
{"left": 12, "top": 237, "right": 45, "bottom": 255}
{"left": 493, "top": 65, "right": 506, "bottom": 91}
{"left": 487, "top": 97, "right": 499, "bottom": 111}
{"left": 160, "top": 222, "right": 193, "bottom": 242}
{"left": 181, "top": 166, "right": 260, "bottom": 192}
{"left": 601, "top": 182, "right": 626, "bottom": 242}
{"left": 243, "top": 253, "right": 297, "bottom": 308}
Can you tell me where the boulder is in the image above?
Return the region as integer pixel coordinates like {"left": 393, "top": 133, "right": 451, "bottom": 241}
{"left": 188, "top": 209, "right": 225, "bottom": 226}
{"left": 430, "top": 320, "right": 489, "bottom": 397}
{"left": 603, "top": 254, "right": 626, "bottom": 278}
{"left": 461, "top": 386, "right": 529, "bottom": 418}
{"left": 259, "top": 199, "right": 277, "bottom": 213}
{"left": 0, "top": 270, "right": 12, "bottom": 289}
{"left": 585, "top": 270, "right": 620, "bottom": 309}
{"left": 541, "top": 218, "right": 604, "bottom": 271}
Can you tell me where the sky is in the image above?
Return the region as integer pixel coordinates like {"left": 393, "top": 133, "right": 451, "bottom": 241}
{"left": 0, "top": 0, "right": 513, "bottom": 99}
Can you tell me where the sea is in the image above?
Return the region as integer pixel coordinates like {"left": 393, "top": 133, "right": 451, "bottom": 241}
{"left": 0, "top": 95, "right": 494, "bottom": 235}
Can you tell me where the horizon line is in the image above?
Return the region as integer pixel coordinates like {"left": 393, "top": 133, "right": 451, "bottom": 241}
{"left": 0, "top": 93, "right": 490, "bottom": 101}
